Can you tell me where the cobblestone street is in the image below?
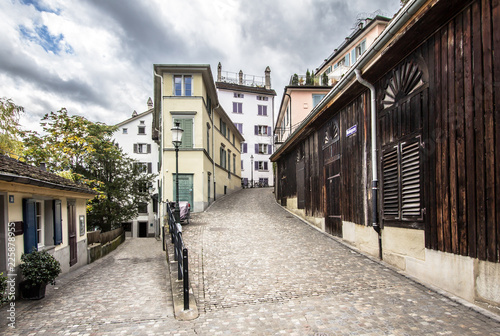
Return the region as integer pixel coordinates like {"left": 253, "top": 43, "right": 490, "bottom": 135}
{"left": 2, "top": 188, "right": 500, "bottom": 335}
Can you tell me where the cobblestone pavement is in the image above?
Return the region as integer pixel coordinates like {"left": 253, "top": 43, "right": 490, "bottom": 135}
{"left": 2, "top": 188, "right": 500, "bottom": 335}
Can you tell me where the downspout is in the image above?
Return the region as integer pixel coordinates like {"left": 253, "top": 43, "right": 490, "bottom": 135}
{"left": 355, "top": 69, "right": 382, "bottom": 260}
{"left": 153, "top": 70, "right": 164, "bottom": 235}
{"left": 213, "top": 104, "right": 219, "bottom": 202}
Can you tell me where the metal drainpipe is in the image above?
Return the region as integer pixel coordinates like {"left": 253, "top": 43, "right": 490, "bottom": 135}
{"left": 354, "top": 69, "right": 382, "bottom": 260}
{"left": 153, "top": 71, "right": 164, "bottom": 232}
{"left": 213, "top": 104, "right": 219, "bottom": 201}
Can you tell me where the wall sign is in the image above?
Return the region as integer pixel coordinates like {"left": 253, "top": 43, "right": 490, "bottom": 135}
{"left": 346, "top": 124, "right": 358, "bottom": 137}
{"left": 79, "top": 215, "right": 85, "bottom": 236}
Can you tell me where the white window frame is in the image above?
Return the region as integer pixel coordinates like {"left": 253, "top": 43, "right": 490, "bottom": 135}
{"left": 173, "top": 75, "right": 192, "bottom": 96}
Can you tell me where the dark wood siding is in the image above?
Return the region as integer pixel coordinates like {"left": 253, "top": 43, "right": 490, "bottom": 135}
{"left": 423, "top": 0, "right": 499, "bottom": 262}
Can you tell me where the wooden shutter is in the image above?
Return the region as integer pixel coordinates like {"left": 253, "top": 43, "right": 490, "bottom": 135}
{"left": 53, "top": 200, "right": 62, "bottom": 245}
{"left": 148, "top": 162, "right": 152, "bottom": 173}
{"left": 243, "top": 143, "right": 247, "bottom": 153}
{"left": 255, "top": 161, "right": 259, "bottom": 170}
{"left": 254, "top": 126, "right": 259, "bottom": 135}
{"left": 255, "top": 144, "right": 259, "bottom": 154}
{"left": 264, "top": 161, "right": 268, "bottom": 170}
{"left": 401, "top": 139, "right": 421, "bottom": 218}
{"left": 382, "top": 146, "right": 399, "bottom": 219}
{"left": 147, "top": 144, "right": 151, "bottom": 153}
{"left": 268, "top": 145, "right": 272, "bottom": 155}
{"left": 175, "top": 119, "right": 193, "bottom": 148}
{"left": 133, "top": 144, "right": 138, "bottom": 153}
{"left": 267, "top": 127, "right": 271, "bottom": 136}
{"left": 22, "top": 199, "right": 37, "bottom": 253}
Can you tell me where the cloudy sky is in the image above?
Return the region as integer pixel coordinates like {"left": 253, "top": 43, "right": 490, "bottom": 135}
{"left": 0, "top": 0, "right": 402, "bottom": 131}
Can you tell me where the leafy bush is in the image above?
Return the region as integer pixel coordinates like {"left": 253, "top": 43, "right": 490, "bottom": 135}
{"left": 0, "top": 272, "right": 8, "bottom": 304}
{"left": 20, "top": 249, "right": 61, "bottom": 288}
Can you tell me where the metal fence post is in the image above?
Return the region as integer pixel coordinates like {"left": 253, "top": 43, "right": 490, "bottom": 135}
{"left": 183, "top": 248, "right": 189, "bottom": 310}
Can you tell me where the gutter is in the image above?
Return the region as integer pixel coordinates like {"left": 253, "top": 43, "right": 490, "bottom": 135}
{"left": 271, "top": 0, "right": 427, "bottom": 162}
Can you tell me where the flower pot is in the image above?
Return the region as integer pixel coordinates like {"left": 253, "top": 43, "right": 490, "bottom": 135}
{"left": 20, "top": 281, "right": 47, "bottom": 300}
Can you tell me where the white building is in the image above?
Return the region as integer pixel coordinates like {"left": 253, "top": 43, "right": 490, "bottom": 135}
{"left": 113, "top": 98, "right": 160, "bottom": 238}
{"left": 216, "top": 63, "right": 276, "bottom": 187}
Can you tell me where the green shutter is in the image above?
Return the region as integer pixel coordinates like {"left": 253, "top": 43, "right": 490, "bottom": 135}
{"left": 174, "top": 119, "right": 193, "bottom": 149}
{"left": 23, "top": 199, "right": 37, "bottom": 253}
{"left": 53, "top": 200, "right": 63, "bottom": 245}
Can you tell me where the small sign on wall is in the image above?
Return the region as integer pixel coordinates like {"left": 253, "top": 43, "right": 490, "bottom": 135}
{"left": 346, "top": 124, "right": 358, "bottom": 137}
{"left": 79, "top": 215, "right": 85, "bottom": 236}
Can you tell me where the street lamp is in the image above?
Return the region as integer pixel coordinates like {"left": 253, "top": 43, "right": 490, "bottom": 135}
{"left": 171, "top": 121, "right": 184, "bottom": 222}
{"left": 250, "top": 154, "right": 254, "bottom": 188}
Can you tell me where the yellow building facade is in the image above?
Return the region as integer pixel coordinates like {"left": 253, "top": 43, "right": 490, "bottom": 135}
{"left": 153, "top": 65, "right": 243, "bottom": 213}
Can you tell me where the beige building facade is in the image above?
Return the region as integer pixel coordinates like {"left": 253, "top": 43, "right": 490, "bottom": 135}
{"left": 153, "top": 64, "right": 243, "bottom": 214}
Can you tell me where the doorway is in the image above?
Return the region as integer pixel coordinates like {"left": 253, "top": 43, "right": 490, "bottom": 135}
{"left": 138, "top": 222, "right": 148, "bottom": 237}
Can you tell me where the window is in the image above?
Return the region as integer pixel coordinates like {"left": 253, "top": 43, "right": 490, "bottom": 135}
{"left": 138, "top": 202, "right": 148, "bottom": 214}
{"left": 233, "top": 102, "right": 243, "bottom": 114}
{"left": 174, "top": 75, "right": 192, "bottom": 96}
{"left": 351, "top": 49, "right": 356, "bottom": 65}
{"left": 258, "top": 105, "right": 267, "bottom": 116}
{"left": 257, "top": 96, "right": 269, "bottom": 101}
{"left": 259, "top": 178, "right": 269, "bottom": 186}
{"left": 234, "top": 92, "right": 244, "bottom": 98}
{"left": 235, "top": 123, "right": 243, "bottom": 134}
{"left": 355, "top": 39, "right": 366, "bottom": 59}
{"left": 134, "top": 143, "right": 151, "bottom": 154}
{"left": 36, "top": 201, "right": 43, "bottom": 248}
{"left": 241, "top": 142, "right": 247, "bottom": 153}
{"left": 255, "top": 143, "right": 270, "bottom": 154}
{"left": 312, "top": 94, "right": 326, "bottom": 108}
{"left": 255, "top": 125, "right": 271, "bottom": 136}
{"left": 220, "top": 146, "right": 227, "bottom": 169}
{"left": 255, "top": 161, "right": 269, "bottom": 171}
{"left": 382, "top": 137, "right": 422, "bottom": 221}
{"left": 123, "top": 128, "right": 128, "bottom": 134}
{"left": 173, "top": 118, "right": 193, "bottom": 148}
{"left": 138, "top": 126, "right": 146, "bottom": 134}
{"left": 207, "top": 124, "right": 210, "bottom": 155}
{"left": 220, "top": 119, "right": 227, "bottom": 137}
{"left": 135, "top": 162, "right": 152, "bottom": 174}
{"left": 344, "top": 53, "right": 350, "bottom": 67}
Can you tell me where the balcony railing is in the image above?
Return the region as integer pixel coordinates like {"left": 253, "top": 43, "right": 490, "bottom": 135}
{"left": 219, "top": 71, "right": 265, "bottom": 87}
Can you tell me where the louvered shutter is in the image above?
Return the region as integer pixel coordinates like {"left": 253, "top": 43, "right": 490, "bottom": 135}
{"left": 267, "top": 127, "right": 271, "bottom": 136}
{"left": 255, "top": 126, "right": 259, "bottom": 135}
{"left": 401, "top": 140, "right": 421, "bottom": 218}
{"left": 243, "top": 143, "right": 247, "bottom": 153}
{"left": 255, "top": 161, "right": 259, "bottom": 171}
{"left": 264, "top": 161, "right": 268, "bottom": 170}
{"left": 133, "top": 144, "right": 138, "bottom": 153}
{"left": 53, "top": 199, "right": 62, "bottom": 245}
{"left": 23, "top": 199, "right": 37, "bottom": 253}
{"left": 268, "top": 145, "right": 272, "bottom": 155}
{"left": 255, "top": 144, "right": 259, "bottom": 154}
{"left": 382, "top": 146, "right": 399, "bottom": 219}
{"left": 148, "top": 162, "right": 152, "bottom": 173}
{"left": 147, "top": 144, "right": 151, "bottom": 153}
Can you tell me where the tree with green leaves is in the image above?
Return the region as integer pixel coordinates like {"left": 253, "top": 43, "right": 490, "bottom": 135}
{"left": 0, "top": 98, "right": 24, "bottom": 158}
{"left": 23, "top": 109, "right": 156, "bottom": 232}
{"left": 322, "top": 72, "right": 329, "bottom": 86}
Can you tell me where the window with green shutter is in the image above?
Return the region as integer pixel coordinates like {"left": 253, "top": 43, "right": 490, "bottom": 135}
{"left": 174, "top": 118, "right": 193, "bottom": 149}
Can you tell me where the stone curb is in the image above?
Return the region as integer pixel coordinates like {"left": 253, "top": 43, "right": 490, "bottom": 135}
{"left": 164, "top": 231, "right": 199, "bottom": 321}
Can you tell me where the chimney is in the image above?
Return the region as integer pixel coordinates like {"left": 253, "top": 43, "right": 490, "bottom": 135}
{"left": 217, "top": 62, "right": 222, "bottom": 82}
{"left": 239, "top": 70, "right": 243, "bottom": 85}
{"left": 39, "top": 162, "right": 46, "bottom": 171}
{"left": 147, "top": 97, "right": 153, "bottom": 109}
{"left": 265, "top": 66, "right": 271, "bottom": 90}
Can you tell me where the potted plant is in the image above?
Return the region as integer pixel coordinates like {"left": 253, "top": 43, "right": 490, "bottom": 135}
{"left": 19, "top": 249, "right": 61, "bottom": 300}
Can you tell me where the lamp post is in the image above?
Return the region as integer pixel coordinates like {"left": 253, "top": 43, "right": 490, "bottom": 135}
{"left": 171, "top": 122, "right": 184, "bottom": 222}
{"left": 250, "top": 155, "right": 254, "bottom": 188}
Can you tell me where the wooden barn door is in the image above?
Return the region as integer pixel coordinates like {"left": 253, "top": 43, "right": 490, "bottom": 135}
{"left": 323, "top": 117, "right": 342, "bottom": 237}
{"left": 67, "top": 200, "right": 77, "bottom": 267}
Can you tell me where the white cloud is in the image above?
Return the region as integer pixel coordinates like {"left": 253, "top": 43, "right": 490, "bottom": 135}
{"left": 1, "top": 0, "right": 402, "bottom": 132}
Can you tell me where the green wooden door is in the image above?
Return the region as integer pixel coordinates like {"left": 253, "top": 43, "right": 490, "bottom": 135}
{"left": 173, "top": 174, "right": 194, "bottom": 206}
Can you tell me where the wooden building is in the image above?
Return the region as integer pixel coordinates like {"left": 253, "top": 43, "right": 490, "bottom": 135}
{"left": 271, "top": 0, "right": 500, "bottom": 308}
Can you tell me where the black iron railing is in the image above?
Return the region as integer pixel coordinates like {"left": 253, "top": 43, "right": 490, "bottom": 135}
{"left": 166, "top": 201, "right": 190, "bottom": 311}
